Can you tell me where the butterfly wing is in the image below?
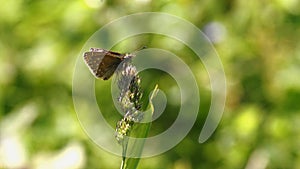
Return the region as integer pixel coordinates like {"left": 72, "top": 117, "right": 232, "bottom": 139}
{"left": 83, "top": 51, "right": 106, "bottom": 78}
{"left": 83, "top": 49, "right": 124, "bottom": 80}
{"left": 97, "top": 54, "right": 123, "bottom": 80}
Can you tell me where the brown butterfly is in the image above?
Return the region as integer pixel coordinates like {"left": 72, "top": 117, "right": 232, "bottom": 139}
{"left": 83, "top": 47, "right": 145, "bottom": 80}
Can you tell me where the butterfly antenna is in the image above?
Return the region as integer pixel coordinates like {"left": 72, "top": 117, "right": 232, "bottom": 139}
{"left": 124, "top": 46, "right": 147, "bottom": 59}
{"left": 131, "top": 46, "right": 147, "bottom": 55}
{"left": 137, "top": 45, "right": 147, "bottom": 51}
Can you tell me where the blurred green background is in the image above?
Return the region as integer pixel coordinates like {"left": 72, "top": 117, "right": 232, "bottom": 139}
{"left": 1, "top": 0, "right": 300, "bottom": 169}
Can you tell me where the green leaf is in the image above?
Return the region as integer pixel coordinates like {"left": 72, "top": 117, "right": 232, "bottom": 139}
{"left": 121, "top": 85, "right": 159, "bottom": 169}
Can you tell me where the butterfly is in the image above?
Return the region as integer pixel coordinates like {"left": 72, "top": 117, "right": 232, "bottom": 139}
{"left": 83, "top": 47, "right": 146, "bottom": 80}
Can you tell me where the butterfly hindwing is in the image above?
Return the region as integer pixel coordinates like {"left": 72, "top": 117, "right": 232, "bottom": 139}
{"left": 83, "top": 51, "right": 106, "bottom": 78}
{"left": 96, "top": 54, "right": 123, "bottom": 80}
